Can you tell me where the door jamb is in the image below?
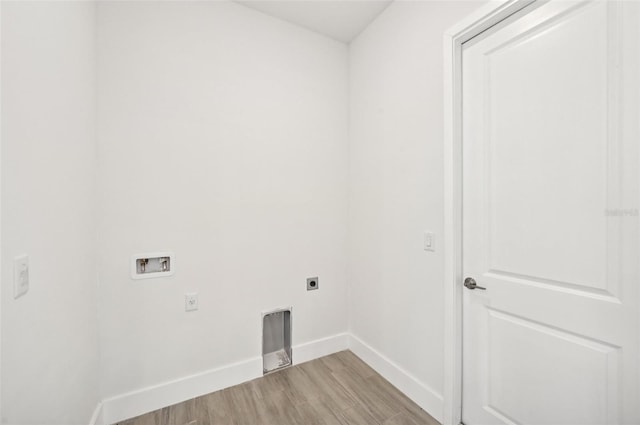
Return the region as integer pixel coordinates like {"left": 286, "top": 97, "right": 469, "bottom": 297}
{"left": 442, "top": 1, "right": 536, "bottom": 423}
{"left": 0, "top": 2, "right": 3, "bottom": 420}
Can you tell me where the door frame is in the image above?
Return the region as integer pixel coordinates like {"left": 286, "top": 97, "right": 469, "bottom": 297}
{"left": 0, "top": 2, "right": 3, "bottom": 420}
{"left": 442, "top": 1, "right": 536, "bottom": 423}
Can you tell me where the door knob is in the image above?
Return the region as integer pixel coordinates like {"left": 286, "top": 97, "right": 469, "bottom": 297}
{"left": 464, "top": 277, "right": 486, "bottom": 290}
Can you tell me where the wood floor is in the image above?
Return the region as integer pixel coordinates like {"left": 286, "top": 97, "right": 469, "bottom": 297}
{"left": 116, "top": 350, "right": 440, "bottom": 425}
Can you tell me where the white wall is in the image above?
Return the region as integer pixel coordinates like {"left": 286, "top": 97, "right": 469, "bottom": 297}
{"left": 348, "top": 0, "right": 486, "bottom": 418}
{"left": 1, "top": 2, "right": 100, "bottom": 424}
{"left": 0, "top": 1, "right": 492, "bottom": 422}
{"left": 96, "top": 0, "right": 349, "bottom": 408}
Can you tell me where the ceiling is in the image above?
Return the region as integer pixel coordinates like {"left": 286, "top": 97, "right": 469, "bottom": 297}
{"left": 235, "top": 0, "right": 393, "bottom": 43}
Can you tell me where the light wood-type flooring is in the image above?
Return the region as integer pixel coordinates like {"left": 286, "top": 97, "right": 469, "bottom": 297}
{"left": 116, "top": 350, "right": 440, "bottom": 425}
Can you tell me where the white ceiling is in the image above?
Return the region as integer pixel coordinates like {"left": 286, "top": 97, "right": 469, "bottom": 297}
{"left": 235, "top": 0, "right": 393, "bottom": 43}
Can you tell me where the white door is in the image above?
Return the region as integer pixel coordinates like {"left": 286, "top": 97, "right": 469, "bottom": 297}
{"left": 462, "top": 1, "right": 640, "bottom": 424}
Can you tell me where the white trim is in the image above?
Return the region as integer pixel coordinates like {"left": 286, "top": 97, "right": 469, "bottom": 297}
{"left": 0, "top": 0, "right": 3, "bottom": 419}
{"left": 293, "top": 332, "right": 349, "bottom": 365}
{"left": 348, "top": 334, "right": 444, "bottom": 424}
{"left": 102, "top": 356, "right": 261, "bottom": 424}
{"left": 91, "top": 333, "right": 448, "bottom": 424}
{"left": 442, "top": 2, "right": 537, "bottom": 424}
{"left": 101, "top": 332, "right": 349, "bottom": 424}
{"left": 88, "top": 402, "right": 103, "bottom": 425}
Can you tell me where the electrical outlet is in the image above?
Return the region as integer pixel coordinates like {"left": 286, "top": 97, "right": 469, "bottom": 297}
{"left": 306, "top": 277, "right": 319, "bottom": 291}
{"left": 185, "top": 292, "right": 198, "bottom": 312}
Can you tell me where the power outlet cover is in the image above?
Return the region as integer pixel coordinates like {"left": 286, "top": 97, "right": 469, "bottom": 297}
{"left": 185, "top": 292, "right": 198, "bottom": 311}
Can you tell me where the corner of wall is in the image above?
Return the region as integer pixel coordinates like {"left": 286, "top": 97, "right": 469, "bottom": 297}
{"left": 348, "top": 334, "right": 444, "bottom": 423}
{"left": 89, "top": 403, "right": 104, "bottom": 425}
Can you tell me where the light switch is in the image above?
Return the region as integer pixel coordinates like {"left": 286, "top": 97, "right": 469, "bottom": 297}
{"left": 424, "top": 232, "right": 435, "bottom": 252}
{"left": 13, "top": 255, "right": 29, "bottom": 299}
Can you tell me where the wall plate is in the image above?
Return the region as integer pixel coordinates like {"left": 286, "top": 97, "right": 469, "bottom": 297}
{"left": 306, "top": 276, "right": 319, "bottom": 291}
{"left": 185, "top": 292, "right": 198, "bottom": 312}
{"left": 13, "top": 255, "right": 29, "bottom": 299}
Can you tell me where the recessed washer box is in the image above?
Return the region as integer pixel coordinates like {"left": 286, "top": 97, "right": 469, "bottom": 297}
{"left": 131, "top": 251, "right": 175, "bottom": 280}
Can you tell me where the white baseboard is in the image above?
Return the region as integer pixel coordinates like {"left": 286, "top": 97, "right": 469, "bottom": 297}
{"left": 101, "top": 356, "right": 261, "bottom": 425}
{"left": 348, "top": 334, "right": 444, "bottom": 423}
{"left": 293, "top": 332, "right": 349, "bottom": 365}
{"left": 101, "top": 332, "right": 349, "bottom": 425}
{"left": 88, "top": 402, "right": 103, "bottom": 425}
{"left": 99, "top": 333, "right": 440, "bottom": 424}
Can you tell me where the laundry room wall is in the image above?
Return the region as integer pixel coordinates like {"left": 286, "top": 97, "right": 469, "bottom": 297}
{"left": 348, "top": 0, "right": 487, "bottom": 420}
{"left": 97, "top": 1, "right": 349, "bottom": 419}
{"left": 1, "top": 1, "right": 100, "bottom": 424}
